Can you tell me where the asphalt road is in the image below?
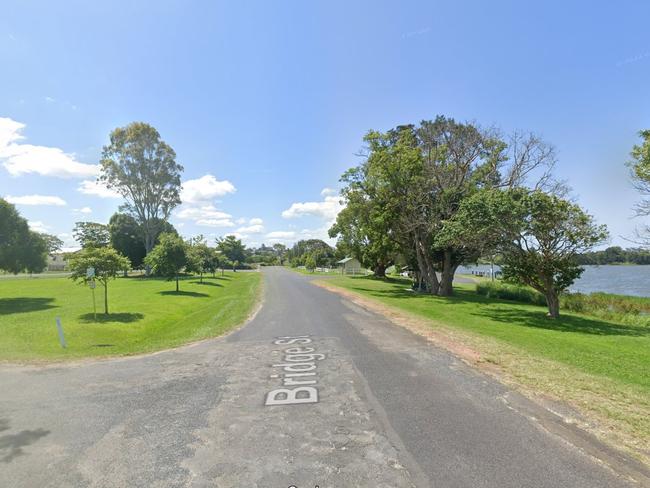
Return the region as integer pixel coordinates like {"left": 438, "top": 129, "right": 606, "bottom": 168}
{"left": 0, "top": 267, "right": 644, "bottom": 487}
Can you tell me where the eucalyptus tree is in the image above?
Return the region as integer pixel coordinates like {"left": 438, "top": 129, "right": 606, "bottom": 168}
{"left": 99, "top": 122, "right": 183, "bottom": 254}
{"left": 628, "top": 130, "right": 650, "bottom": 243}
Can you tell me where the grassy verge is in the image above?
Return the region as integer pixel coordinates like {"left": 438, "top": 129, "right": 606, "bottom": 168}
{"left": 0, "top": 271, "right": 261, "bottom": 361}
{"left": 316, "top": 275, "right": 650, "bottom": 464}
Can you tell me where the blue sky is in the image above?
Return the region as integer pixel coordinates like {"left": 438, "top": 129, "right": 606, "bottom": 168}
{"left": 1, "top": 0, "right": 649, "bottom": 250}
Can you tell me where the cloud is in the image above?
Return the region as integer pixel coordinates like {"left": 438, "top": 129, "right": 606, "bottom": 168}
{"left": 181, "top": 174, "right": 236, "bottom": 204}
{"left": 0, "top": 117, "right": 100, "bottom": 178}
{"left": 28, "top": 221, "right": 50, "bottom": 233}
{"left": 249, "top": 217, "right": 263, "bottom": 225}
{"left": 237, "top": 223, "right": 264, "bottom": 234}
{"left": 176, "top": 204, "right": 232, "bottom": 221}
{"left": 196, "top": 218, "right": 235, "bottom": 228}
{"left": 320, "top": 187, "right": 337, "bottom": 196}
{"left": 265, "top": 230, "right": 296, "bottom": 242}
{"left": 77, "top": 179, "right": 121, "bottom": 198}
{"left": 5, "top": 194, "right": 67, "bottom": 206}
{"left": 73, "top": 206, "right": 92, "bottom": 214}
{"left": 281, "top": 195, "right": 343, "bottom": 221}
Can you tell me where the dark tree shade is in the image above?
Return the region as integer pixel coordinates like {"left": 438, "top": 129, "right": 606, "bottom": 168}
{"left": 0, "top": 198, "right": 47, "bottom": 274}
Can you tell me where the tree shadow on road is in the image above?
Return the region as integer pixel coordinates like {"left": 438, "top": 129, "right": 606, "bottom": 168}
{"left": 0, "top": 297, "right": 57, "bottom": 316}
{"left": 78, "top": 312, "right": 145, "bottom": 324}
{"left": 0, "top": 419, "right": 50, "bottom": 463}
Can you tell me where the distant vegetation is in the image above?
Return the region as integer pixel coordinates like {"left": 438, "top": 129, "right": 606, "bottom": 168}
{"left": 575, "top": 246, "right": 650, "bottom": 265}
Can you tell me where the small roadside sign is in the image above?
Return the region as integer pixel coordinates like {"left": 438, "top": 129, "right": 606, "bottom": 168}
{"left": 86, "top": 267, "right": 95, "bottom": 278}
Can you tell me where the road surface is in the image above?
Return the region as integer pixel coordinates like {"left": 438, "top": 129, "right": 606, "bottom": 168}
{"left": 0, "top": 267, "right": 645, "bottom": 487}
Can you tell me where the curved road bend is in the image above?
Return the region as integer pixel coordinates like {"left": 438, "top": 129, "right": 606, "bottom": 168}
{"left": 0, "top": 267, "right": 645, "bottom": 487}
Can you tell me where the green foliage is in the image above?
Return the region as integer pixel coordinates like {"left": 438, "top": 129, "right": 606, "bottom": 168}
{"left": 108, "top": 213, "right": 147, "bottom": 268}
{"left": 73, "top": 221, "right": 110, "bottom": 248}
{"left": 0, "top": 198, "right": 48, "bottom": 274}
{"left": 186, "top": 237, "right": 219, "bottom": 281}
{"left": 304, "top": 254, "right": 317, "bottom": 271}
{"left": 451, "top": 189, "right": 608, "bottom": 317}
{"left": 216, "top": 235, "right": 246, "bottom": 264}
{"left": 68, "top": 246, "right": 131, "bottom": 314}
{"left": 287, "top": 239, "right": 335, "bottom": 267}
{"left": 99, "top": 122, "right": 183, "bottom": 253}
{"left": 576, "top": 246, "right": 650, "bottom": 265}
{"left": 476, "top": 281, "right": 547, "bottom": 306}
{"left": 144, "top": 233, "right": 187, "bottom": 291}
{"left": 42, "top": 234, "right": 64, "bottom": 256}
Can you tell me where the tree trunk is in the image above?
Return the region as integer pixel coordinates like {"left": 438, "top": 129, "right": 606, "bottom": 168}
{"left": 545, "top": 290, "right": 560, "bottom": 318}
{"left": 414, "top": 234, "right": 439, "bottom": 294}
{"left": 200, "top": 272, "right": 203, "bottom": 284}
{"left": 373, "top": 263, "right": 387, "bottom": 278}
{"left": 176, "top": 274, "right": 179, "bottom": 292}
{"left": 104, "top": 282, "right": 109, "bottom": 314}
{"left": 438, "top": 249, "right": 457, "bottom": 297}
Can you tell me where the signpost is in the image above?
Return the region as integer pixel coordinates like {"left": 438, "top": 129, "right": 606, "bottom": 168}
{"left": 55, "top": 317, "right": 66, "bottom": 348}
{"left": 87, "top": 267, "right": 97, "bottom": 321}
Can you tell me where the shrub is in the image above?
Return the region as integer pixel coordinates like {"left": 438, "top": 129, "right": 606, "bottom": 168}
{"left": 476, "top": 281, "right": 546, "bottom": 306}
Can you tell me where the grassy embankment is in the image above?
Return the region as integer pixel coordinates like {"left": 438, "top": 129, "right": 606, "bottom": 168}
{"left": 317, "top": 275, "right": 650, "bottom": 463}
{"left": 0, "top": 271, "right": 261, "bottom": 361}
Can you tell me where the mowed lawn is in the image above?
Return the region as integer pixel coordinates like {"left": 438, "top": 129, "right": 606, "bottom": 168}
{"left": 324, "top": 276, "right": 649, "bottom": 391}
{"left": 0, "top": 271, "right": 261, "bottom": 361}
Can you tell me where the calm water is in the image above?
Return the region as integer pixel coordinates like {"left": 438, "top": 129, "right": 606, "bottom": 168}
{"left": 457, "top": 264, "right": 650, "bottom": 298}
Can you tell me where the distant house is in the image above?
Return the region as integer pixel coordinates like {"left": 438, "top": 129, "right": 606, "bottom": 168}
{"left": 47, "top": 253, "right": 68, "bottom": 272}
{"left": 337, "top": 257, "right": 361, "bottom": 275}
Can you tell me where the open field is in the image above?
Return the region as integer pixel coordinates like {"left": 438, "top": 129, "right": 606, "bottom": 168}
{"left": 0, "top": 272, "right": 261, "bottom": 361}
{"left": 316, "top": 275, "right": 650, "bottom": 463}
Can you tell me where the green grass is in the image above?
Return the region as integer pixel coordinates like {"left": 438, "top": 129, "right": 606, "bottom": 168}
{"left": 0, "top": 271, "right": 261, "bottom": 361}
{"left": 324, "top": 276, "right": 649, "bottom": 391}
{"left": 287, "top": 266, "right": 341, "bottom": 276}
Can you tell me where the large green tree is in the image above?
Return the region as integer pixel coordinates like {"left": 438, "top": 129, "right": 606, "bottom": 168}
{"left": 0, "top": 199, "right": 47, "bottom": 274}
{"left": 68, "top": 247, "right": 131, "bottom": 314}
{"left": 99, "top": 122, "right": 183, "bottom": 254}
{"left": 186, "top": 236, "right": 217, "bottom": 283}
{"left": 449, "top": 189, "right": 608, "bottom": 318}
{"left": 144, "top": 233, "right": 188, "bottom": 291}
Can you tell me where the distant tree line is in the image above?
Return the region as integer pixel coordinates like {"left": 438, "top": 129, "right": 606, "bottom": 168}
{"left": 575, "top": 246, "right": 650, "bottom": 265}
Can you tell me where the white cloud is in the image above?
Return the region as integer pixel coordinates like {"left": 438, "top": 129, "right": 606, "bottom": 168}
{"left": 77, "top": 179, "right": 121, "bottom": 198}
{"left": 73, "top": 206, "right": 92, "bottom": 214}
{"left": 5, "top": 194, "right": 67, "bottom": 206}
{"left": 44, "top": 96, "right": 56, "bottom": 103}
{"left": 196, "top": 218, "right": 235, "bottom": 228}
{"left": 176, "top": 204, "right": 232, "bottom": 221}
{"left": 237, "top": 223, "right": 264, "bottom": 234}
{"left": 265, "top": 230, "right": 296, "bottom": 242}
{"left": 282, "top": 195, "right": 343, "bottom": 221}
{"left": 0, "top": 117, "right": 100, "bottom": 178}
{"left": 181, "top": 174, "right": 236, "bottom": 204}
{"left": 320, "top": 187, "right": 337, "bottom": 196}
{"left": 28, "top": 221, "right": 50, "bottom": 233}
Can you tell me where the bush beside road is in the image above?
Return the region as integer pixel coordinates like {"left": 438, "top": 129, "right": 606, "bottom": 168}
{"left": 0, "top": 271, "right": 261, "bottom": 361}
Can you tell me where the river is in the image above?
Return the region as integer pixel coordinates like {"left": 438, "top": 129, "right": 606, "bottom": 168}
{"left": 457, "top": 264, "right": 650, "bottom": 298}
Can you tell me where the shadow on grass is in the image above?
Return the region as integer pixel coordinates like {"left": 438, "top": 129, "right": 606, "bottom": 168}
{"left": 0, "top": 297, "right": 57, "bottom": 316}
{"left": 158, "top": 290, "right": 209, "bottom": 297}
{"left": 339, "top": 276, "right": 648, "bottom": 337}
{"left": 190, "top": 281, "right": 223, "bottom": 287}
{"left": 78, "top": 312, "right": 145, "bottom": 324}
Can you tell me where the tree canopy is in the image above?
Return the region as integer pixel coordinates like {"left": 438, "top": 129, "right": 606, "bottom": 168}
{"left": 99, "top": 122, "right": 183, "bottom": 254}
{"left": 0, "top": 198, "right": 47, "bottom": 274}
{"left": 73, "top": 221, "right": 110, "bottom": 249}
{"left": 144, "top": 232, "right": 187, "bottom": 291}
{"left": 68, "top": 246, "right": 131, "bottom": 314}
